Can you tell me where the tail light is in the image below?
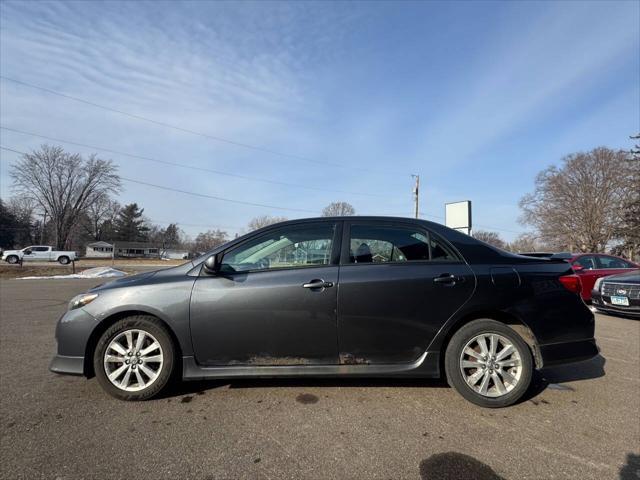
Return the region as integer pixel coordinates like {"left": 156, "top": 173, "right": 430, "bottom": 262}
{"left": 559, "top": 274, "right": 582, "bottom": 294}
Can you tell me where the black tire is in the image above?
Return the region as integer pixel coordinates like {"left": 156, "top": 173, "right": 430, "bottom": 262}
{"left": 445, "top": 319, "right": 533, "bottom": 408}
{"left": 58, "top": 256, "right": 70, "bottom": 265}
{"left": 93, "top": 315, "right": 175, "bottom": 401}
{"left": 6, "top": 255, "right": 19, "bottom": 264}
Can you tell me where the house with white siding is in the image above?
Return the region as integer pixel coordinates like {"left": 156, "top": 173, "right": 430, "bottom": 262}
{"left": 85, "top": 241, "right": 190, "bottom": 259}
{"left": 85, "top": 241, "right": 114, "bottom": 258}
{"left": 86, "top": 241, "right": 161, "bottom": 258}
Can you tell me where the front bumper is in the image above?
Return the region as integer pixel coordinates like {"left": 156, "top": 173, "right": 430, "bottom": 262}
{"left": 538, "top": 338, "right": 599, "bottom": 367}
{"left": 49, "top": 355, "right": 84, "bottom": 375}
{"left": 50, "top": 308, "right": 99, "bottom": 376}
{"left": 591, "top": 290, "right": 640, "bottom": 318}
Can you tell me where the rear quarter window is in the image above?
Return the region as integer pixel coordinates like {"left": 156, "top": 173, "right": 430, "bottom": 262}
{"left": 597, "top": 256, "right": 635, "bottom": 269}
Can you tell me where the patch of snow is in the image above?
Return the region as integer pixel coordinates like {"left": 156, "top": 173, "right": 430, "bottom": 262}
{"left": 18, "top": 267, "right": 127, "bottom": 280}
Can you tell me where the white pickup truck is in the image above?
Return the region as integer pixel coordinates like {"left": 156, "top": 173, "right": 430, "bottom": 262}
{"left": 2, "top": 246, "right": 78, "bottom": 265}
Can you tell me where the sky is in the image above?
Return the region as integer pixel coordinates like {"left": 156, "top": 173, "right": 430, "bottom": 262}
{"left": 1, "top": 0, "right": 638, "bottom": 241}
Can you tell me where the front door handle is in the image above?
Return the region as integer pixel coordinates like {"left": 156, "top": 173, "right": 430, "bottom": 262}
{"left": 302, "top": 279, "right": 334, "bottom": 289}
{"left": 433, "top": 274, "right": 459, "bottom": 285}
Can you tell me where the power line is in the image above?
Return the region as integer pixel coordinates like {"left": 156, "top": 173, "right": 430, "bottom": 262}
{"left": 1, "top": 145, "right": 526, "bottom": 235}
{"left": 0, "top": 126, "right": 384, "bottom": 198}
{"left": 2, "top": 75, "right": 399, "bottom": 173}
{"left": 148, "top": 219, "right": 243, "bottom": 233}
{"left": 0, "top": 145, "right": 319, "bottom": 214}
{"left": 416, "top": 213, "right": 526, "bottom": 236}
{"left": 0, "top": 145, "right": 25, "bottom": 156}
{"left": 386, "top": 210, "right": 526, "bottom": 235}
{"left": 120, "top": 177, "right": 319, "bottom": 214}
{"left": 0, "top": 75, "right": 340, "bottom": 167}
{"left": 151, "top": 219, "right": 241, "bottom": 230}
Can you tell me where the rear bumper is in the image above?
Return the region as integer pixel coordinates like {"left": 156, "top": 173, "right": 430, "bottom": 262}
{"left": 49, "top": 355, "right": 84, "bottom": 375}
{"left": 539, "top": 338, "right": 599, "bottom": 367}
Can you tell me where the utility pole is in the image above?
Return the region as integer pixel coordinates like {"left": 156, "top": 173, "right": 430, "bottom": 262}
{"left": 411, "top": 175, "right": 420, "bottom": 219}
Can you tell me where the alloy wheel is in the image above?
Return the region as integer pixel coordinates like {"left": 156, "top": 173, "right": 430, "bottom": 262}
{"left": 103, "top": 329, "right": 164, "bottom": 392}
{"left": 459, "top": 333, "right": 522, "bottom": 398}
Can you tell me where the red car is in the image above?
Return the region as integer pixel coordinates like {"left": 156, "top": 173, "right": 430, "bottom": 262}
{"left": 569, "top": 253, "right": 638, "bottom": 301}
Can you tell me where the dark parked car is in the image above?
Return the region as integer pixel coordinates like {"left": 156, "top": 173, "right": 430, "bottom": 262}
{"left": 591, "top": 270, "right": 640, "bottom": 318}
{"left": 50, "top": 217, "right": 598, "bottom": 408}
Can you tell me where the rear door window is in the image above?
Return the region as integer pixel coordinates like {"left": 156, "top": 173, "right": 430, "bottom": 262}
{"left": 347, "top": 225, "right": 459, "bottom": 264}
{"left": 596, "top": 256, "right": 635, "bottom": 269}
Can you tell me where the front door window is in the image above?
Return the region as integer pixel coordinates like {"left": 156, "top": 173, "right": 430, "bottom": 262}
{"left": 573, "top": 256, "right": 597, "bottom": 270}
{"left": 222, "top": 224, "right": 335, "bottom": 273}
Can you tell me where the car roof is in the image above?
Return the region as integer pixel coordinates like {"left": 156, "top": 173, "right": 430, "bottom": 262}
{"left": 274, "top": 215, "right": 431, "bottom": 224}
{"left": 571, "top": 252, "right": 630, "bottom": 259}
{"left": 255, "top": 216, "right": 444, "bottom": 232}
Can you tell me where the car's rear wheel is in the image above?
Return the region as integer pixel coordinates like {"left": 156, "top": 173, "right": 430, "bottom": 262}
{"left": 445, "top": 319, "right": 533, "bottom": 408}
{"left": 6, "top": 255, "right": 19, "bottom": 264}
{"left": 58, "top": 256, "right": 70, "bottom": 265}
{"left": 93, "top": 315, "right": 175, "bottom": 401}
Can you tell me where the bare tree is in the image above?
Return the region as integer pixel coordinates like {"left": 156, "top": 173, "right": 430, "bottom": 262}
{"left": 615, "top": 134, "right": 640, "bottom": 259}
{"left": 144, "top": 223, "right": 184, "bottom": 252}
{"left": 472, "top": 230, "right": 506, "bottom": 249}
{"left": 4, "top": 196, "right": 39, "bottom": 245}
{"left": 193, "top": 229, "right": 229, "bottom": 252}
{"left": 161, "top": 223, "right": 182, "bottom": 249}
{"left": 0, "top": 197, "right": 35, "bottom": 248}
{"left": 630, "top": 133, "right": 640, "bottom": 161}
{"left": 519, "top": 147, "right": 633, "bottom": 253}
{"left": 247, "top": 215, "right": 287, "bottom": 232}
{"left": 322, "top": 201, "right": 355, "bottom": 217}
{"left": 10, "top": 145, "right": 121, "bottom": 249}
{"left": 83, "top": 196, "right": 121, "bottom": 241}
{"left": 505, "top": 233, "right": 545, "bottom": 253}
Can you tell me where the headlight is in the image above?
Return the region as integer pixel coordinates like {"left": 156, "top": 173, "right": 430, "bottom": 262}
{"left": 68, "top": 293, "right": 98, "bottom": 310}
{"left": 593, "top": 277, "right": 605, "bottom": 292}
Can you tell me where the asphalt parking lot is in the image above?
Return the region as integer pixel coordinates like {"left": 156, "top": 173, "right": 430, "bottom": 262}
{"left": 0, "top": 279, "right": 638, "bottom": 480}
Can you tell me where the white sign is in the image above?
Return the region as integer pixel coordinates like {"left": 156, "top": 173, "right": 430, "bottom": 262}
{"left": 445, "top": 201, "right": 472, "bottom": 235}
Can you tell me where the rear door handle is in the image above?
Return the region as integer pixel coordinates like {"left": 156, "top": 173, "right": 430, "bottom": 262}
{"left": 302, "top": 279, "right": 334, "bottom": 289}
{"left": 433, "top": 274, "right": 458, "bottom": 285}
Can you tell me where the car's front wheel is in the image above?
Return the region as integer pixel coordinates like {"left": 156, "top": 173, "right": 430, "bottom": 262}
{"left": 445, "top": 319, "right": 533, "bottom": 408}
{"left": 93, "top": 315, "right": 175, "bottom": 400}
{"left": 6, "top": 255, "right": 19, "bottom": 264}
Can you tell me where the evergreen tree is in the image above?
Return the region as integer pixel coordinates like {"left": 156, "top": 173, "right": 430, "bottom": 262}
{"left": 0, "top": 199, "right": 18, "bottom": 248}
{"left": 113, "top": 203, "right": 149, "bottom": 241}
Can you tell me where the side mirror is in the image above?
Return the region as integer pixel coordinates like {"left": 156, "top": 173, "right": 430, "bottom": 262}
{"left": 203, "top": 254, "right": 220, "bottom": 274}
{"left": 24, "top": 249, "right": 32, "bottom": 255}
{"left": 572, "top": 264, "right": 584, "bottom": 272}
